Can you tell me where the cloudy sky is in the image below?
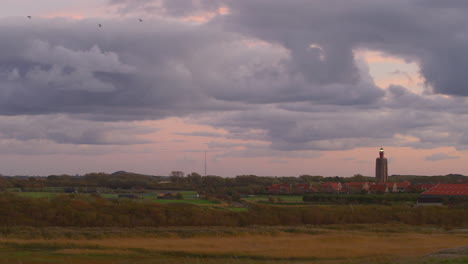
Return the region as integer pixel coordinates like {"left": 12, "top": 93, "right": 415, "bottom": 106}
{"left": 0, "top": 0, "right": 467, "bottom": 177}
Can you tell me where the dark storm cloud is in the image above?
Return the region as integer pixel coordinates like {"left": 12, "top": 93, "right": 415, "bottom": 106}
{"left": 0, "top": 15, "right": 383, "bottom": 120}
{"left": 111, "top": 0, "right": 468, "bottom": 96}
{"left": 215, "top": 0, "right": 468, "bottom": 97}
{"left": 2, "top": 0, "right": 468, "bottom": 152}
{"left": 0, "top": 17, "right": 250, "bottom": 119}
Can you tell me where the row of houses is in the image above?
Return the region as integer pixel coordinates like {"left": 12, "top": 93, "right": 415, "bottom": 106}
{"left": 266, "top": 182, "right": 437, "bottom": 194}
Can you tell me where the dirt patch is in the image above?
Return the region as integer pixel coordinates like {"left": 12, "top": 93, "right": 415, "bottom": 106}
{"left": 429, "top": 245, "right": 468, "bottom": 258}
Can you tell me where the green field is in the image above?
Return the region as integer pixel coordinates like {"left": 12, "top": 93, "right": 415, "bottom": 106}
{"left": 244, "top": 195, "right": 304, "bottom": 203}
{"left": 12, "top": 190, "right": 223, "bottom": 206}
{"left": 15, "top": 192, "right": 57, "bottom": 198}
{"left": 151, "top": 198, "right": 218, "bottom": 205}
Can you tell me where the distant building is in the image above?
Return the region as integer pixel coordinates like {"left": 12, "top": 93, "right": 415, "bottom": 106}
{"left": 417, "top": 183, "right": 468, "bottom": 205}
{"left": 384, "top": 182, "right": 398, "bottom": 193}
{"left": 369, "top": 183, "right": 389, "bottom": 194}
{"left": 411, "top": 184, "right": 437, "bottom": 192}
{"left": 265, "top": 184, "right": 292, "bottom": 194}
{"left": 420, "top": 184, "right": 468, "bottom": 197}
{"left": 395, "top": 181, "right": 412, "bottom": 192}
{"left": 157, "top": 192, "right": 178, "bottom": 199}
{"left": 320, "top": 182, "right": 342, "bottom": 193}
{"left": 343, "top": 182, "right": 370, "bottom": 193}
{"left": 375, "top": 147, "right": 388, "bottom": 183}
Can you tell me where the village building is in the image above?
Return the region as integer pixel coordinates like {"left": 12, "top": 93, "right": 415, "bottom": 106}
{"left": 343, "top": 182, "right": 370, "bottom": 193}
{"left": 320, "top": 182, "right": 342, "bottom": 193}
{"left": 157, "top": 192, "right": 179, "bottom": 199}
{"left": 411, "top": 184, "right": 437, "bottom": 192}
{"left": 395, "top": 181, "right": 412, "bottom": 192}
{"left": 420, "top": 184, "right": 468, "bottom": 196}
{"left": 265, "top": 184, "right": 292, "bottom": 194}
{"left": 368, "top": 183, "right": 388, "bottom": 194}
{"left": 417, "top": 183, "right": 468, "bottom": 206}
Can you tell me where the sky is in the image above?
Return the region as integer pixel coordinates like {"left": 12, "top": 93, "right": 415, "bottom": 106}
{"left": 0, "top": 0, "right": 467, "bottom": 177}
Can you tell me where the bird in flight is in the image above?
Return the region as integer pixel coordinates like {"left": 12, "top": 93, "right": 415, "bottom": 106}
{"left": 27, "top": 16, "right": 31, "bottom": 19}
{"left": 98, "top": 24, "right": 102, "bottom": 27}
{"left": 139, "top": 19, "right": 143, "bottom": 22}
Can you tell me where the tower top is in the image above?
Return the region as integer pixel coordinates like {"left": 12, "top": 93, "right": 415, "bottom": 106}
{"left": 379, "top": 147, "right": 384, "bottom": 158}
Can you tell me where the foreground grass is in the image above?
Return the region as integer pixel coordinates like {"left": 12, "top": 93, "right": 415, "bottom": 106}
{"left": 0, "top": 226, "right": 466, "bottom": 264}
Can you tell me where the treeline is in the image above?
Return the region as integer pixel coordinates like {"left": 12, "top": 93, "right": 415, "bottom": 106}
{"left": 0, "top": 193, "right": 465, "bottom": 228}
{"left": 1, "top": 173, "right": 466, "bottom": 194}
{"left": 388, "top": 174, "right": 467, "bottom": 184}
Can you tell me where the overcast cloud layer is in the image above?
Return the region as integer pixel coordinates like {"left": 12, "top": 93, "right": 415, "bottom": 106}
{"left": 1, "top": 0, "right": 468, "bottom": 157}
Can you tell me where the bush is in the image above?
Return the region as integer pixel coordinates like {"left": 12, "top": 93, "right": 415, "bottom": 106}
{"left": 0, "top": 193, "right": 465, "bottom": 228}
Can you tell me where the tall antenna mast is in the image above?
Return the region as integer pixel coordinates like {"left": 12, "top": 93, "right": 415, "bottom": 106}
{"left": 204, "top": 151, "right": 207, "bottom": 176}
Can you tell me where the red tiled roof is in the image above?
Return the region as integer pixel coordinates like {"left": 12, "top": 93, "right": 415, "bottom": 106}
{"left": 421, "top": 184, "right": 468, "bottom": 196}
{"left": 340, "top": 187, "right": 350, "bottom": 192}
{"left": 396, "top": 181, "right": 411, "bottom": 188}
{"left": 369, "top": 184, "right": 387, "bottom": 192}
{"left": 321, "top": 182, "right": 340, "bottom": 187}
{"left": 345, "top": 182, "right": 367, "bottom": 187}
{"left": 412, "top": 184, "right": 437, "bottom": 191}
{"left": 321, "top": 182, "right": 341, "bottom": 190}
{"left": 266, "top": 184, "right": 291, "bottom": 191}
{"left": 370, "top": 182, "right": 396, "bottom": 188}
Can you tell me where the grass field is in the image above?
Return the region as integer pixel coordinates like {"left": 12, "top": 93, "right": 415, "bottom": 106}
{"left": 0, "top": 226, "right": 466, "bottom": 263}
{"left": 244, "top": 195, "right": 305, "bottom": 203}
{"left": 16, "top": 192, "right": 57, "bottom": 198}
{"left": 13, "top": 190, "right": 221, "bottom": 205}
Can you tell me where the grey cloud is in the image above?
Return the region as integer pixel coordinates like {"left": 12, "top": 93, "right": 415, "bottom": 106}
{"left": 216, "top": 0, "right": 468, "bottom": 97}
{"left": 162, "top": 0, "right": 223, "bottom": 16}
{"left": 425, "top": 153, "right": 460, "bottom": 161}
{"left": 0, "top": 17, "right": 250, "bottom": 118}
{"left": 270, "top": 159, "right": 289, "bottom": 164}
{"left": 0, "top": 138, "right": 136, "bottom": 156}
{"left": 208, "top": 140, "right": 321, "bottom": 159}
{"left": 2, "top": 0, "right": 468, "bottom": 154}
{"left": 198, "top": 98, "right": 468, "bottom": 151}
{"left": 109, "top": 0, "right": 223, "bottom": 16}
{"left": 0, "top": 115, "right": 153, "bottom": 145}
{"left": 175, "top": 131, "right": 225, "bottom": 138}
{"left": 0, "top": 15, "right": 383, "bottom": 122}
{"left": 109, "top": 0, "right": 161, "bottom": 15}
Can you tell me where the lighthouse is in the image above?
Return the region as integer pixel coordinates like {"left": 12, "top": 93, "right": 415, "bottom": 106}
{"left": 375, "top": 147, "right": 388, "bottom": 183}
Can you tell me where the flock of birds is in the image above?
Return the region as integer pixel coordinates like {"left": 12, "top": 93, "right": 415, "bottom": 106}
{"left": 27, "top": 16, "right": 144, "bottom": 27}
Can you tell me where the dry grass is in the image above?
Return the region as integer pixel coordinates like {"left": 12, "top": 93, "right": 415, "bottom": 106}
{"left": 55, "top": 248, "right": 132, "bottom": 255}
{"left": 1, "top": 231, "right": 467, "bottom": 259}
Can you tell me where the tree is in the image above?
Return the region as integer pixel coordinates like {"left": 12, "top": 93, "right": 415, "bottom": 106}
{"left": 170, "top": 171, "right": 185, "bottom": 184}
{"left": 170, "top": 171, "right": 185, "bottom": 178}
{"left": 187, "top": 173, "right": 202, "bottom": 184}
